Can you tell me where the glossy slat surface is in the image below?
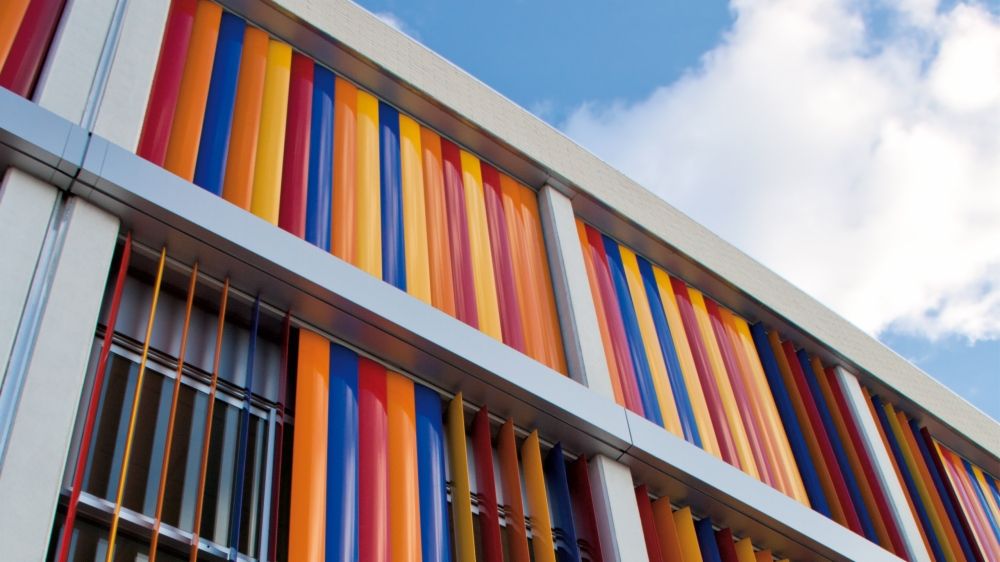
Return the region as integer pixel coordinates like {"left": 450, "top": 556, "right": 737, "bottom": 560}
{"left": 289, "top": 330, "right": 330, "bottom": 562}
{"left": 163, "top": 0, "right": 222, "bottom": 181}
{"left": 192, "top": 13, "right": 244, "bottom": 196}
{"left": 220, "top": 26, "right": 268, "bottom": 210}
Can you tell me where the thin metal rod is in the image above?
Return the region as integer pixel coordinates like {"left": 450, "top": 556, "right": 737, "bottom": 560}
{"left": 227, "top": 295, "right": 260, "bottom": 560}
{"left": 105, "top": 246, "right": 167, "bottom": 561}
{"left": 267, "top": 312, "right": 291, "bottom": 562}
{"left": 190, "top": 278, "right": 230, "bottom": 561}
{"left": 148, "top": 263, "right": 198, "bottom": 562}
{"left": 56, "top": 234, "right": 132, "bottom": 562}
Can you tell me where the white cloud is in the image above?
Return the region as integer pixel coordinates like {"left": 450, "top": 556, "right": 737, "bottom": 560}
{"left": 374, "top": 11, "right": 420, "bottom": 40}
{"left": 563, "top": 0, "right": 1000, "bottom": 342}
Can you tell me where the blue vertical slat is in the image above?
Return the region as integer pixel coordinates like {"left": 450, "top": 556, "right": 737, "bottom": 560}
{"left": 544, "top": 443, "right": 581, "bottom": 562}
{"left": 306, "top": 66, "right": 335, "bottom": 251}
{"left": 193, "top": 13, "right": 246, "bottom": 196}
{"left": 694, "top": 517, "right": 723, "bottom": 562}
{"left": 601, "top": 235, "right": 662, "bottom": 427}
{"left": 913, "top": 421, "right": 978, "bottom": 562}
{"left": 749, "top": 322, "right": 830, "bottom": 517}
{"left": 796, "top": 350, "right": 877, "bottom": 542}
{"left": 379, "top": 101, "right": 405, "bottom": 290}
{"left": 327, "top": 342, "right": 360, "bottom": 561}
{"left": 962, "top": 458, "right": 1000, "bottom": 542}
{"left": 415, "top": 384, "right": 451, "bottom": 562}
{"left": 636, "top": 255, "right": 701, "bottom": 447}
{"left": 872, "top": 394, "right": 946, "bottom": 562}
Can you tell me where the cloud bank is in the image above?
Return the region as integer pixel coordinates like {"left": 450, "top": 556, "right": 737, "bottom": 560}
{"left": 563, "top": 0, "right": 1000, "bottom": 342}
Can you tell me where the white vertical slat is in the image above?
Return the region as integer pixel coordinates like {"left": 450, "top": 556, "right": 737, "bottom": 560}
{"left": 587, "top": 454, "right": 650, "bottom": 562}
{"left": 835, "top": 366, "right": 932, "bottom": 562}
{"left": 537, "top": 184, "right": 615, "bottom": 401}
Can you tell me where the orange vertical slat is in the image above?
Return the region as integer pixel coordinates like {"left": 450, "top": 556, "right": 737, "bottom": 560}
{"left": 518, "top": 184, "right": 567, "bottom": 374}
{"left": 522, "top": 430, "right": 556, "bottom": 562}
{"left": 497, "top": 418, "right": 531, "bottom": 562}
{"left": 221, "top": 26, "right": 269, "bottom": 210}
{"left": 574, "top": 217, "right": 625, "bottom": 405}
{"left": 105, "top": 248, "right": 167, "bottom": 561}
{"left": 332, "top": 77, "right": 357, "bottom": 265}
{"left": 163, "top": 0, "right": 222, "bottom": 181}
{"left": 148, "top": 264, "right": 198, "bottom": 562}
{"left": 288, "top": 330, "right": 330, "bottom": 562}
{"left": 387, "top": 372, "right": 421, "bottom": 562}
{"left": 651, "top": 496, "right": 685, "bottom": 562}
{"left": 0, "top": 0, "right": 33, "bottom": 68}
{"left": 419, "top": 127, "right": 456, "bottom": 316}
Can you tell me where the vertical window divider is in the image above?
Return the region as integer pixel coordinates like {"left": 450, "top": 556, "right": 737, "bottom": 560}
{"left": 105, "top": 245, "right": 167, "bottom": 561}
{"left": 228, "top": 295, "right": 260, "bottom": 560}
{"left": 258, "top": 406, "right": 277, "bottom": 560}
{"left": 264, "top": 311, "right": 290, "bottom": 562}
{"left": 57, "top": 233, "right": 132, "bottom": 562}
{"left": 191, "top": 277, "right": 231, "bottom": 561}
{"left": 148, "top": 262, "right": 199, "bottom": 561}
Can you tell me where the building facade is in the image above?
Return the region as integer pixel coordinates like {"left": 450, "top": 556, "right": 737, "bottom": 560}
{"left": 0, "top": 0, "right": 997, "bottom": 561}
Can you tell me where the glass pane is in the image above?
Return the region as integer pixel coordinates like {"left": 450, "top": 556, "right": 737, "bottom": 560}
{"left": 82, "top": 351, "right": 175, "bottom": 517}
{"left": 238, "top": 414, "right": 269, "bottom": 556}
{"left": 47, "top": 510, "right": 187, "bottom": 562}
{"left": 122, "top": 368, "right": 172, "bottom": 517}
{"left": 199, "top": 400, "right": 240, "bottom": 546}
{"left": 160, "top": 384, "right": 209, "bottom": 532}
{"left": 84, "top": 354, "right": 139, "bottom": 501}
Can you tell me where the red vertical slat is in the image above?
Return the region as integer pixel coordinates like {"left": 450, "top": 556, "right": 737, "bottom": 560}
{"left": 440, "top": 138, "right": 478, "bottom": 328}
{"left": 136, "top": 0, "right": 199, "bottom": 165}
{"left": 568, "top": 455, "right": 605, "bottom": 562}
{"left": 0, "top": 0, "right": 66, "bottom": 97}
{"left": 359, "top": 357, "right": 389, "bottom": 562}
{"left": 277, "top": 54, "right": 313, "bottom": 238}
{"left": 472, "top": 406, "right": 504, "bottom": 562}
{"left": 480, "top": 163, "right": 524, "bottom": 351}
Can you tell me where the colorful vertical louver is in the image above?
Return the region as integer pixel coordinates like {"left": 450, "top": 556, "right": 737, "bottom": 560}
{"left": 290, "top": 328, "right": 603, "bottom": 562}
{"left": 635, "top": 485, "right": 793, "bottom": 562}
{"left": 0, "top": 0, "right": 66, "bottom": 98}
{"left": 576, "top": 219, "right": 808, "bottom": 502}
{"left": 864, "top": 390, "right": 1000, "bottom": 562}
{"left": 575, "top": 218, "right": 995, "bottom": 559}
{"left": 134, "top": 0, "right": 565, "bottom": 375}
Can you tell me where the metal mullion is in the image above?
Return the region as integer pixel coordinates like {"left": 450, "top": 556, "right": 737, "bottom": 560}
{"left": 258, "top": 408, "right": 277, "bottom": 561}
{"left": 228, "top": 296, "right": 261, "bottom": 560}
{"left": 265, "top": 313, "right": 290, "bottom": 562}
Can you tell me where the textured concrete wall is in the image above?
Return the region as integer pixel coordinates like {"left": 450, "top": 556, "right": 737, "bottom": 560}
{"left": 0, "top": 190, "right": 119, "bottom": 561}
{"left": 92, "top": 0, "right": 171, "bottom": 152}
{"left": 0, "top": 169, "right": 58, "bottom": 394}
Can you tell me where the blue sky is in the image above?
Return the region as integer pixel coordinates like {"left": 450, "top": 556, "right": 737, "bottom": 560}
{"left": 356, "top": 1, "right": 735, "bottom": 122}
{"left": 357, "top": 0, "right": 1000, "bottom": 421}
